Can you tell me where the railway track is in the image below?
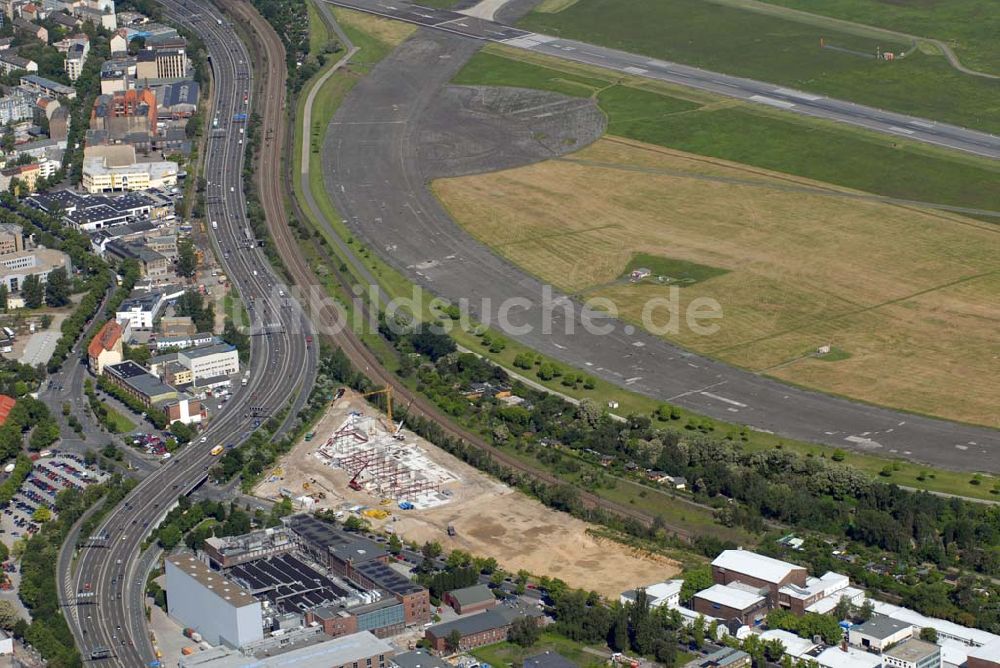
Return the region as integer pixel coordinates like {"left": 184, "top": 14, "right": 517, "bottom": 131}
{"left": 222, "top": 0, "right": 687, "bottom": 539}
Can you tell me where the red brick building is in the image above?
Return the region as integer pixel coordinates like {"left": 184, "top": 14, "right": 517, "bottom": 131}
{"left": 425, "top": 610, "right": 514, "bottom": 653}
{"left": 693, "top": 584, "right": 768, "bottom": 626}
{"left": 443, "top": 584, "right": 496, "bottom": 615}
{"left": 711, "top": 549, "right": 807, "bottom": 601}
{"left": 963, "top": 640, "right": 999, "bottom": 668}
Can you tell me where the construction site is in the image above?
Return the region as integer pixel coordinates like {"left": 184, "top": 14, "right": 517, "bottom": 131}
{"left": 254, "top": 390, "right": 679, "bottom": 598}
{"left": 315, "top": 391, "right": 458, "bottom": 510}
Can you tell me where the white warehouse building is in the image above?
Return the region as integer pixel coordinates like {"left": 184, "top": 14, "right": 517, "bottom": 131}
{"left": 178, "top": 343, "right": 240, "bottom": 381}
{"left": 165, "top": 554, "right": 263, "bottom": 648}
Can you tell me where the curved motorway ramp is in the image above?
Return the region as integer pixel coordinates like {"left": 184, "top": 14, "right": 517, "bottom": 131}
{"left": 321, "top": 28, "right": 998, "bottom": 471}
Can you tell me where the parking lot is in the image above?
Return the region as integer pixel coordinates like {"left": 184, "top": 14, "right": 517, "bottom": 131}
{"left": 0, "top": 454, "right": 108, "bottom": 541}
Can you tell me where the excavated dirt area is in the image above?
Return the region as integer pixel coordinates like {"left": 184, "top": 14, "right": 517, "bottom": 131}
{"left": 254, "top": 390, "right": 678, "bottom": 597}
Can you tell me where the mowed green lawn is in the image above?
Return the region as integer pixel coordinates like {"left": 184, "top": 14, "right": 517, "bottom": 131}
{"left": 517, "top": 0, "right": 1000, "bottom": 133}
{"left": 471, "top": 633, "right": 608, "bottom": 668}
{"left": 758, "top": 0, "right": 1000, "bottom": 75}
{"left": 453, "top": 49, "right": 1000, "bottom": 215}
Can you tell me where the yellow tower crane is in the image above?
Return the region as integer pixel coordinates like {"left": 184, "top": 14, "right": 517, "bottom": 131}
{"left": 360, "top": 386, "right": 393, "bottom": 426}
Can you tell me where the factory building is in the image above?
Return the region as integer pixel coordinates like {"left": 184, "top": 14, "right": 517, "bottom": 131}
{"left": 177, "top": 343, "right": 240, "bottom": 381}
{"left": 199, "top": 519, "right": 431, "bottom": 642}
{"left": 712, "top": 550, "right": 808, "bottom": 601}
{"left": 165, "top": 555, "right": 263, "bottom": 648}
{"left": 178, "top": 629, "right": 394, "bottom": 668}
{"left": 285, "top": 514, "right": 431, "bottom": 625}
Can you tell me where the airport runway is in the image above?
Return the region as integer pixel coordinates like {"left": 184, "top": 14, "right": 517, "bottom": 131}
{"left": 325, "top": 0, "right": 1000, "bottom": 160}
{"left": 320, "top": 24, "right": 999, "bottom": 471}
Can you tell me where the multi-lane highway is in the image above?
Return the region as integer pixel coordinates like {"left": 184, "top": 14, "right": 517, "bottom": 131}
{"left": 58, "top": 1, "right": 317, "bottom": 664}
{"left": 326, "top": 0, "right": 1000, "bottom": 160}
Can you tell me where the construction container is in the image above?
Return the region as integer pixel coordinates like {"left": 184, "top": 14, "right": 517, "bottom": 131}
{"left": 182, "top": 647, "right": 196, "bottom": 656}
{"left": 191, "top": 632, "right": 203, "bottom": 643}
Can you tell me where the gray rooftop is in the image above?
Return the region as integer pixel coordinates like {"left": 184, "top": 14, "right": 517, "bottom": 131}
{"left": 852, "top": 616, "right": 913, "bottom": 640}
{"left": 393, "top": 651, "right": 450, "bottom": 668}
{"left": 285, "top": 514, "right": 387, "bottom": 564}
{"left": 447, "top": 584, "right": 495, "bottom": 608}
{"left": 697, "top": 647, "right": 750, "bottom": 667}
{"left": 181, "top": 343, "right": 237, "bottom": 359}
{"left": 883, "top": 638, "right": 939, "bottom": 661}
{"left": 167, "top": 554, "right": 256, "bottom": 608}
{"left": 427, "top": 610, "right": 512, "bottom": 638}
{"left": 179, "top": 630, "right": 393, "bottom": 668}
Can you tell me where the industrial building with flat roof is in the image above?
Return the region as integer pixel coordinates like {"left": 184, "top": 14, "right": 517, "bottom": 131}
{"left": 848, "top": 616, "right": 914, "bottom": 652}
{"left": 178, "top": 629, "right": 395, "bottom": 668}
{"left": 165, "top": 554, "right": 263, "bottom": 648}
{"left": 692, "top": 584, "right": 768, "bottom": 627}
{"left": 284, "top": 515, "right": 430, "bottom": 625}
{"left": 619, "top": 580, "right": 682, "bottom": 610}
{"left": 104, "top": 360, "right": 176, "bottom": 405}
{"left": 177, "top": 343, "right": 240, "bottom": 381}
{"left": 0, "top": 247, "right": 72, "bottom": 293}
{"left": 882, "top": 638, "right": 941, "bottom": 668}
{"left": 200, "top": 519, "right": 430, "bottom": 641}
{"left": 228, "top": 552, "right": 353, "bottom": 613}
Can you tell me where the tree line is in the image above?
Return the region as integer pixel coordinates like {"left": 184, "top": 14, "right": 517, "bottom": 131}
{"left": 349, "top": 323, "right": 1000, "bottom": 634}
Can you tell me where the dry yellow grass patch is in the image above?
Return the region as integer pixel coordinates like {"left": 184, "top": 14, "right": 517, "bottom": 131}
{"left": 333, "top": 7, "right": 416, "bottom": 46}
{"left": 432, "top": 138, "right": 1000, "bottom": 425}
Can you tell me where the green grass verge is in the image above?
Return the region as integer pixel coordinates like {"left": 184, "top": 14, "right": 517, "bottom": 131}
{"left": 757, "top": 0, "right": 1000, "bottom": 75}
{"left": 471, "top": 633, "right": 609, "bottom": 668}
{"left": 517, "top": 0, "right": 1000, "bottom": 133}
{"left": 453, "top": 49, "right": 1000, "bottom": 215}
{"left": 622, "top": 253, "right": 729, "bottom": 286}
{"left": 105, "top": 406, "right": 135, "bottom": 433}
{"left": 293, "top": 9, "right": 1000, "bottom": 504}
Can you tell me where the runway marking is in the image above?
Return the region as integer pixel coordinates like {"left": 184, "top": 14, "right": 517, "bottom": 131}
{"left": 774, "top": 87, "right": 822, "bottom": 101}
{"left": 700, "top": 392, "right": 747, "bottom": 408}
{"left": 749, "top": 95, "right": 796, "bottom": 109}
{"left": 625, "top": 376, "right": 642, "bottom": 384}
{"left": 910, "top": 120, "right": 935, "bottom": 128}
{"left": 666, "top": 380, "right": 727, "bottom": 402}
{"left": 623, "top": 66, "right": 647, "bottom": 75}
{"left": 889, "top": 125, "right": 915, "bottom": 135}
{"left": 955, "top": 444, "right": 969, "bottom": 450}
{"left": 845, "top": 435, "right": 882, "bottom": 448}
{"left": 328, "top": 120, "right": 406, "bottom": 125}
